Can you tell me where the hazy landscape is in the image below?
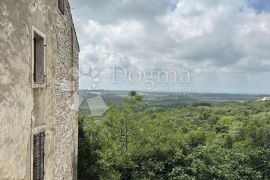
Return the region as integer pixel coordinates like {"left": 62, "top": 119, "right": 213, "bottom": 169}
{"left": 79, "top": 90, "right": 268, "bottom": 114}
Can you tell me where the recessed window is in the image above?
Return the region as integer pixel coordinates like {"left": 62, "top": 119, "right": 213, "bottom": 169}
{"left": 58, "top": 0, "right": 65, "bottom": 14}
{"left": 33, "top": 130, "right": 45, "bottom": 180}
{"left": 33, "top": 32, "right": 45, "bottom": 84}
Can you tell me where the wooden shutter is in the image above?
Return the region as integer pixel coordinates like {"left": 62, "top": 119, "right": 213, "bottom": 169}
{"left": 33, "top": 131, "right": 45, "bottom": 180}
{"left": 34, "top": 33, "right": 45, "bottom": 84}
{"left": 58, "top": 0, "right": 65, "bottom": 14}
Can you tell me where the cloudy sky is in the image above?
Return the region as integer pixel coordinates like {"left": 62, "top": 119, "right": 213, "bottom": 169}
{"left": 70, "top": 0, "right": 270, "bottom": 94}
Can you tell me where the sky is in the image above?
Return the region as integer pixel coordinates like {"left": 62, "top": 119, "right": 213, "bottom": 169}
{"left": 70, "top": 0, "right": 270, "bottom": 94}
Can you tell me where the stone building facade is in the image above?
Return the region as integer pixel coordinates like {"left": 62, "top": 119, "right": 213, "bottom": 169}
{"left": 0, "top": 0, "right": 79, "bottom": 179}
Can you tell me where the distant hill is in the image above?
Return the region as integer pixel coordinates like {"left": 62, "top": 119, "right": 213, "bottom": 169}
{"left": 78, "top": 89, "right": 269, "bottom": 114}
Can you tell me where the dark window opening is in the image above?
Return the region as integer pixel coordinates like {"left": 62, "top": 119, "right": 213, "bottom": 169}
{"left": 58, "top": 0, "right": 65, "bottom": 14}
{"left": 33, "top": 32, "right": 45, "bottom": 84}
{"left": 33, "top": 130, "right": 45, "bottom": 180}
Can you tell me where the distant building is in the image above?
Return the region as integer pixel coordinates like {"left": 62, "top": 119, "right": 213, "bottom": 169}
{"left": 257, "top": 97, "right": 270, "bottom": 101}
{"left": 0, "top": 0, "right": 79, "bottom": 179}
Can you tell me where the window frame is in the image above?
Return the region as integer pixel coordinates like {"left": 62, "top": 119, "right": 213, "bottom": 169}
{"left": 32, "top": 26, "right": 46, "bottom": 88}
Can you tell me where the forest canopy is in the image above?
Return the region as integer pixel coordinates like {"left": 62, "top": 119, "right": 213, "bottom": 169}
{"left": 78, "top": 92, "right": 270, "bottom": 179}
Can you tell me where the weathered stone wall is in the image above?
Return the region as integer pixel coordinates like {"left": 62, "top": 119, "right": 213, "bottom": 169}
{"left": 0, "top": 2, "right": 32, "bottom": 178}
{"left": 0, "top": 0, "right": 79, "bottom": 179}
{"left": 54, "top": 1, "right": 79, "bottom": 179}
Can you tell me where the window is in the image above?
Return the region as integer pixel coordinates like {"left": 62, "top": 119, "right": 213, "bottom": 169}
{"left": 33, "top": 130, "right": 45, "bottom": 180}
{"left": 33, "top": 32, "right": 45, "bottom": 84}
{"left": 58, "top": 0, "right": 65, "bottom": 14}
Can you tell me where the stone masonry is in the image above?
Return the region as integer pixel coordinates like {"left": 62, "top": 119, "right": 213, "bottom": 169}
{"left": 0, "top": 0, "right": 79, "bottom": 179}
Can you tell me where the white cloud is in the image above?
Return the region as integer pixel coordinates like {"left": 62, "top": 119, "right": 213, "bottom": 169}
{"left": 71, "top": 0, "right": 270, "bottom": 93}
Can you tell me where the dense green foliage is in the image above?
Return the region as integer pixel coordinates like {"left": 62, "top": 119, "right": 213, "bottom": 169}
{"left": 78, "top": 92, "right": 270, "bottom": 179}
